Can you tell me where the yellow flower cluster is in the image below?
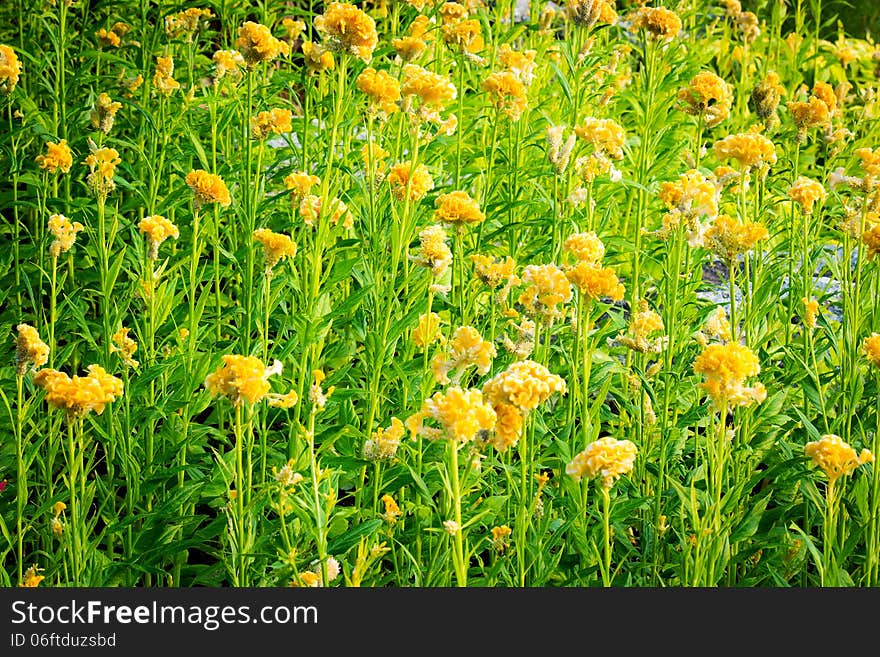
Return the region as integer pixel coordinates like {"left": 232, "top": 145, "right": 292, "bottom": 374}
{"left": 863, "top": 333, "right": 880, "bottom": 367}
{"left": 282, "top": 18, "right": 306, "bottom": 42}
{"left": 802, "top": 297, "right": 820, "bottom": 330}
{"left": 713, "top": 132, "right": 777, "bottom": 172}
{"left": 356, "top": 67, "right": 401, "bottom": 119}
{"left": 213, "top": 50, "right": 246, "bottom": 83}
{"left": 566, "top": 437, "right": 638, "bottom": 488}
{"left": 251, "top": 108, "right": 292, "bottom": 140}
{"left": 574, "top": 117, "right": 626, "bottom": 160}
{"left": 392, "top": 16, "right": 432, "bottom": 63}
{"left": 299, "top": 195, "right": 353, "bottom": 230}
{"left": 704, "top": 214, "right": 769, "bottom": 262}
{"left": 253, "top": 228, "right": 297, "bottom": 270}
{"left": 857, "top": 147, "right": 880, "bottom": 181}
{"left": 48, "top": 213, "right": 84, "bottom": 258}
{"left": 364, "top": 417, "right": 405, "bottom": 461}
{"left": 84, "top": 146, "right": 122, "bottom": 197}
{"left": 696, "top": 306, "right": 733, "bottom": 346}
{"left": 381, "top": 494, "right": 402, "bottom": 523}
{"left": 564, "top": 231, "right": 605, "bottom": 264}
{"left": 302, "top": 41, "right": 335, "bottom": 73}
{"left": 387, "top": 161, "right": 435, "bottom": 202}
{"left": 471, "top": 254, "right": 519, "bottom": 295}
{"left": 165, "top": 7, "right": 213, "bottom": 41}
{"left": 656, "top": 169, "right": 719, "bottom": 245}
{"left": 138, "top": 214, "right": 179, "bottom": 259}
{"left": 413, "top": 224, "right": 452, "bottom": 276}
{"left": 267, "top": 390, "right": 299, "bottom": 409}
{"left": 442, "top": 18, "right": 484, "bottom": 56}
{"left": 34, "top": 365, "right": 124, "bottom": 419}
{"left": 693, "top": 342, "right": 765, "bottom": 408}
{"left": 482, "top": 359, "right": 567, "bottom": 411}
{"left": 284, "top": 171, "right": 321, "bottom": 201}
{"left": 805, "top": 434, "right": 874, "bottom": 484}
{"left": 204, "top": 354, "right": 282, "bottom": 406}
{"left": 401, "top": 64, "right": 457, "bottom": 123}
{"left": 547, "top": 125, "right": 576, "bottom": 175}
{"left": 314, "top": 2, "right": 379, "bottom": 62}
{"left": 617, "top": 299, "right": 665, "bottom": 353}
{"left": 433, "top": 190, "right": 485, "bottom": 226}
{"left": 565, "top": 0, "right": 617, "bottom": 28}
{"left": 153, "top": 56, "right": 180, "bottom": 96}
{"left": 490, "top": 524, "right": 513, "bottom": 552}
{"left": 413, "top": 311, "right": 443, "bottom": 348}
{"left": 111, "top": 327, "right": 139, "bottom": 368}
{"left": 15, "top": 323, "right": 49, "bottom": 376}
{"left": 750, "top": 71, "right": 785, "bottom": 127}
{"left": 678, "top": 71, "right": 733, "bottom": 128}
{"left": 498, "top": 44, "right": 537, "bottom": 86}
{"left": 788, "top": 177, "right": 826, "bottom": 214}
{"left": 19, "top": 565, "right": 45, "bottom": 588}
{"left": 186, "top": 169, "right": 231, "bottom": 208}
{"left": 0, "top": 44, "right": 22, "bottom": 94}
{"left": 566, "top": 260, "right": 625, "bottom": 301}
{"left": 432, "top": 325, "right": 496, "bottom": 384}
{"left": 482, "top": 71, "right": 528, "bottom": 121}
{"left": 487, "top": 401, "right": 523, "bottom": 452}
{"left": 36, "top": 139, "right": 73, "bottom": 174}
{"left": 628, "top": 6, "right": 682, "bottom": 40}
{"left": 519, "top": 263, "right": 573, "bottom": 321}
{"left": 309, "top": 369, "right": 335, "bottom": 409}
{"left": 95, "top": 27, "right": 121, "bottom": 48}
{"left": 407, "top": 386, "right": 497, "bottom": 443}
{"left": 236, "top": 21, "right": 290, "bottom": 66}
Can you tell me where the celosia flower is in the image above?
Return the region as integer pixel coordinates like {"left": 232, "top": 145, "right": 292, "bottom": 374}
{"left": 413, "top": 311, "right": 443, "bottom": 348}
{"left": 704, "top": 214, "right": 769, "bottom": 262}
{"left": 204, "top": 354, "right": 282, "bottom": 406}
{"left": 309, "top": 369, "right": 335, "bottom": 409}
{"left": 0, "top": 45, "right": 22, "bottom": 95}
{"left": 518, "top": 263, "right": 573, "bottom": 321}
{"left": 83, "top": 144, "right": 122, "bottom": 197}
{"left": 483, "top": 359, "right": 567, "bottom": 411}
{"left": 19, "top": 565, "right": 44, "bottom": 588}
{"left": 213, "top": 49, "right": 246, "bottom": 83}
{"left": 443, "top": 520, "right": 460, "bottom": 535}
{"left": 616, "top": 299, "right": 666, "bottom": 353}
{"left": 381, "top": 494, "right": 402, "bottom": 523}
{"left": 482, "top": 71, "right": 528, "bottom": 121}
{"left": 431, "top": 326, "right": 496, "bottom": 384}
{"left": 656, "top": 169, "right": 720, "bottom": 245}
{"left": 253, "top": 228, "right": 297, "bottom": 270}
{"left": 356, "top": 67, "right": 401, "bottom": 119}
{"left": 700, "top": 305, "right": 733, "bottom": 343}
{"left": 164, "top": 7, "right": 213, "bottom": 41}
{"left": 547, "top": 125, "right": 577, "bottom": 175}
{"left": 236, "top": 21, "right": 290, "bottom": 67}
{"left": 267, "top": 391, "right": 299, "bottom": 408}
{"left": 138, "top": 215, "right": 179, "bottom": 259}
{"left": 251, "top": 108, "right": 293, "bottom": 140}
{"left": 301, "top": 41, "right": 335, "bottom": 73}
{"left": 15, "top": 323, "right": 49, "bottom": 376}
{"left": 862, "top": 333, "right": 880, "bottom": 367}
{"left": 413, "top": 224, "right": 452, "bottom": 277}
{"left": 273, "top": 459, "right": 304, "bottom": 486}
{"left": 805, "top": 434, "right": 874, "bottom": 484}
{"left": 750, "top": 71, "right": 785, "bottom": 128}
{"left": 574, "top": 117, "right": 626, "bottom": 159}
{"left": 693, "top": 342, "right": 765, "bottom": 408}
{"left": 393, "top": 16, "right": 432, "bottom": 62}
{"left": 628, "top": 6, "right": 682, "bottom": 40}
{"left": 713, "top": 132, "right": 777, "bottom": 172}
{"left": 282, "top": 18, "right": 306, "bottom": 42}
{"left": 111, "top": 327, "right": 139, "bottom": 368}
{"left": 95, "top": 27, "right": 121, "bottom": 48}
{"left": 439, "top": 2, "right": 468, "bottom": 24}
{"left": 314, "top": 2, "right": 379, "bottom": 62}
{"left": 490, "top": 525, "right": 513, "bottom": 552}
{"left": 298, "top": 194, "right": 353, "bottom": 229}
{"left": 566, "top": 437, "right": 638, "bottom": 488}
{"left": 186, "top": 169, "right": 231, "bottom": 208}
{"left": 678, "top": 71, "right": 733, "bottom": 128}
{"left": 36, "top": 139, "right": 73, "bottom": 174}
{"left": 364, "top": 418, "right": 405, "bottom": 461}
{"left": 499, "top": 44, "right": 537, "bottom": 86}
{"left": 471, "top": 255, "right": 519, "bottom": 303}
{"left": 803, "top": 297, "right": 820, "bottom": 330}
{"left": 857, "top": 147, "right": 880, "bottom": 182}
{"left": 90, "top": 92, "right": 122, "bottom": 134}
{"left": 48, "top": 214, "right": 84, "bottom": 258}
{"left": 406, "top": 386, "right": 496, "bottom": 443}
{"left": 486, "top": 402, "right": 523, "bottom": 452}
{"left": 442, "top": 18, "right": 484, "bottom": 57}
{"left": 387, "top": 161, "right": 434, "bottom": 202}
{"left": 362, "top": 142, "right": 390, "bottom": 180}
{"left": 400, "top": 64, "right": 457, "bottom": 122}
{"left": 34, "top": 364, "right": 125, "bottom": 419}
{"left": 566, "top": 261, "right": 625, "bottom": 302}
{"left": 565, "top": 0, "right": 617, "bottom": 28}
{"left": 284, "top": 171, "right": 321, "bottom": 202}
{"left": 564, "top": 231, "right": 605, "bottom": 264}
{"left": 433, "top": 191, "right": 485, "bottom": 226}
{"left": 788, "top": 177, "right": 826, "bottom": 214}
{"left": 787, "top": 96, "right": 831, "bottom": 140}
{"left": 153, "top": 56, "right": 180, "bottom": 96}
{"left": 501, "top": 316, "right": 535, "bottom": 359}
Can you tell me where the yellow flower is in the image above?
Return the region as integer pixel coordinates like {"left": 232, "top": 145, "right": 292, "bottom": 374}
{"left": 284, "top": 171, "right": 321, "bottom": 202}
{"left": 273, "top": 459, "right": 304, "bottom": 486}
{"left": 565, "top": 261, "right": 625, "bottom": 301}
{"left": 19, "top": 565, "right": 45, "bottom": 588}
{"left": 111, "top": 327, "right": 139, "bottom": 368}
{"left": 574, "top": 117, "right": 626, "bottom": 160}
{"left": 518, "top": 263, "right": 573, "bottom": 321}
{"left": 471, "top": 255, "right": 519, "bottom": 293}
{"left": 90, "top": 92, "right": 122, "bottom": 134}
{"left": 787, "top": 96, "right": 831, "bottom": 136}
{"left": 380, "top": 494, "right": 402, "bottom": 523}
{"left": 364, "top": 418, "right": 405, "bottom": 461}
{"left": 253, "top": 228, "right": 297, "bottom": 270}
{"left": 164, "top": 7, "right": 213, "bottom": 40}
{"left": 442, "top": 18, "right": 484, "bottom": 55}
{"left": 805, "top": 434, "right": 874, "bottom": 484}
{"left": 750, "top": 71, "right": 785, "bottom": 125}
{"left": 95, "top": 27, "right": 121, "bottom": 48}
{"left": 564, "top": 231, "right": 605, "bottom": 264}
{"left": 0, "top": 45, "right": 22, "bottom": 95}
{"left": 482, "top": 70, "right": 528, "bottom": 121}
{"left": 298, "top": 194, "right": 353, "bottom": 230}
{"left": 186, "top": 169, "right": 232, "bottom": 208}
{"left": 704, "top": 214, "right": 769, "bottom": 261}
{"left": 862, "top": 333, "right": 880, "bottom": 367}
{"left": 83, "top": 145, "right": 122, "bottom": 197}
{"left": 713, "top": 132, "right": 777, "bottom": 172}
{"left": 251, "top": 108, "right": 293, "bottom": 140}
{"left": 401, "top": 64, "right": 457, "bottom": 115}
{"left": 267, "top": 390, "right": 299, "bottom": 409}
{"left": 301, "top": 41, "right": 335, "bottom": 73}
{"left": 282, "top": 18, "right": 306, "bottom": 42}
{"left": 678, "top": 71, "right": 733, "bottom": 128}
{"left": 34, "top": 365, "right": 124, "bottom": 419}
{"left": 617, "top": 299, "right": 666, "bottom": 353}
{"left": 204, "top": 354, "right": 282, "bottom": 406}
{"left": 48, "top": 213, "right": 84, "bottom": 258}
{"left": 628, "top": 6, "right": 682, "bottom": 40}
{"left": 408, "top": 386, "right": 496, "bottom": 443}
{"left": 36, "top": 139, "right": 73, "bottom": 174}
{"left": 387, "top": 161, "right": 434, "bottom": 202}
{"left": 314, "top": 2, "right": 379, "bottom": 62}
{"left": 431, "top": 325, "right": 496, "bottom": 384}
{"left": 236, "top": 21, "right": 290, "bottom": 67}
{"left": 413, "top": 311, "right": 443, "bottom": 348}
{"left": 138, "top": 215, "right": 179, "bottom": 259}
{"left": 788, "top": 177, "right": 826, "bottom": 214}
{"left": 498, "top": 44, "right": 537, "bottom": 86}
{"left": 15, "top": 323, "right": 49, "bottom": 376}
{"left": 393, "top": 35, "right": 429, "bottom": 63}
{"left": 308, "top": 369, "right": 335, "bottom": 409}
{"left": 566, "top": 437, "right": 638, "bottom": 488}
{"left": 487, "top": 402, "right": 523, "bottom": 452}
{"left": 413, "top": 224, "right": 452, "bottom": 277}
{"left": 362, "top": 141, "right": 390, "bottom": 179}
{"left": 490, "top": 524, "right": 512, "bottom": 552}
{"left": 693, "top": 342, "right": 765, "bottom": 409}
{"left": 212, "top": 50, "right": 246, "bottom": 83}
{"left": 802, "top": 297, "right": 820, "bottom": 330}
{"left": 483, "top": 359, "right": 567, "bottom": 411}
{"left": 565, "top": 0, "right": 617, "bottom": 28}
{"left": 702, "top": 305, "right": 732, "bottom": 342}
{"left": 153, "top": 56, "right": 180, "bottom": 96}
{"left": 356, "top": 67, "right": 401, "bottom": 119}
{"left": 433, "top": 190, "right": 485, "bottom": 226}
{"left": 53, "top": 501, "right": 67, "bottom": 516}
{"left": 856, "top": 147, "right": 880, "bottom": 180}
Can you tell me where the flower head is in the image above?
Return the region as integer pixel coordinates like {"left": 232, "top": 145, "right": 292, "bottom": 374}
{"left": 482, "top": 71, "right": 528, "bottom": 121}
{"left": 284, "top": 171, "right": 321, "bottom": 202}
{"left": 616, "top": 299, "right": 666, "bottom": 353}
{"left": 805, "top": 434, "right": 874, "bottom": 484}
{"left": 204, "top": 355, "right": 282, "bottom": 406}
{"left": 862, "top": 333, "right": 880, "bottom": 368}
{"left": 298, "top": 195, "right": 353, "bottom": 230}
{"left": 19, "top": 565, "right": 44, "bottom": 588}
{"left": 704, "top": 214, "right": 768, "bottom": 262}
{"left": 253, "top": 228, "right": 297, "bottom": 270}
{"left": 213, "top": 50, "right": 246, "bottom": 83}
{"left": 251, "top": 108, "right": 293, "bottom": 140}
{"left": 48, "top": 213, "right": 84, "bottom": 258}
{"left": 565, "top": 261, "right": 625, "bottom": 301}
{"left": 90, "top": 92, "right": 122, "bottom": 134}
{"left": 433, "top": 190, "right": 485, "bottom": 226}
{"left": 83, "top": 144, "right": 122, "bottom": 197}
{"left": 566, "top": 437, "right": 638, "bottom": 488}
{"left": 301, "top": 41, "right": 335, "bottom": 73}
{"left": 413, "top": 312, "right": 443, "bottom": 348}
{"left": 36, "top": 139, "right": 73, "bottom": 174}
{"left": 0, "top": 45, "right": 22, "bottom": 95}
{"left": 111, "top": 327, "right": 139, "bottom": 368}
{"left": 138, "top": 215, "right": 179, "bottom": 259}
{"left": 431, "top": 326, "right": 496, "bottom": 384}
{"left": 788, "top": 177, "right": 826, "bottom": 214}
{"left": 387, "top": 161, "right": 434, "bottom": 202}
{"left": 314, "top": 2, "right": 379, "bottom": 62}
{"left": 356, "top": 67, "right": 401, "bottom": 119}
{"left": 407, "top": 386, "right": 496, "bottom": 443}
{"left": 678, "top": 71, "right": 733, "bottom": 128}
{"left": 236, "top": 21, "right": 290, "bottom": 67}
{"left": 364, "top": 418, "right": 405, "bottom": 461}
{"left": 574, "top": 117, "right": 626, "bottom": 160}
{"left": 693, "top": 342, "right": 765, "bottom": 408}
{"left": 518, "top": 263, "right": 573, "bottom": 322}
{"left": 482, "top": 359, "right": 567, "bottom": 411}
{"left": 34, "top": 365, "right": 124, "bottom": 419}
{"left": 628, "top": 6, "right": 682, "bottom": 40}
{"left": 153, "top": 56, "right": 180, "bottom": 96}
{"left": 15, "top": 323, "right": 49, "bottom": 376}
{"left": 380, "top": 494, "right": 402, "bottom": 523}
{"left": 713, "top": 132, "right": 777, "bottom": 172}
{"left": 186, "top": 169, "right": 231, "bottom": 208}
{"left": 413, "top": 224, "right": 452, "bottom": 277}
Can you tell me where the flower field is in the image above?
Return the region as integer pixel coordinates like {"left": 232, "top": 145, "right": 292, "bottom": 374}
{"left": 1, "top": 0, "right": 880, "bottom": 588}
